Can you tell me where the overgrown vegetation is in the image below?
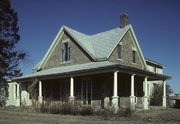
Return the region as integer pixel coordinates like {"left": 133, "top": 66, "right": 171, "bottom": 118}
{"left": 27, "top": 78, "right": 38, "bottom": 105}
{"left": 38, "top": 101, "right": 133, "bottom": 119}
{"left": 150, "top": 83, "right": 173, "bottom": 106}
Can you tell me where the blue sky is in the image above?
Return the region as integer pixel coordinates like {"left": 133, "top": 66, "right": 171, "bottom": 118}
{"left": 11, "top": 0, "right": 180, "bottom": 93}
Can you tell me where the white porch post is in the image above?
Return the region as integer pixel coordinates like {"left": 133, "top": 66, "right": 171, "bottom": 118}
{"left": 112, "top": 71, "right": 119, "bottom": 111}
{"left": 16, "top": 83, "right": 20, "bottom": 106}
{"left": 130, "top": 74, "right": 135, "bottom": 109}
{"left": 38, "top": 81, "right": 43, "bottom": 103}
{"left": 143, "top": 77, "right": 149, "bottom": 110}
{"left": 70, "top": 77, "right": 75, "bottom": 103}
{"left": 13, "top": 84, "right": 16, "bottom": 100}
{"left": 162, "top": 81, "right": 167, "bottom": 107}
{"left": 16, "top": 83, "right": 20, "bottom": 99}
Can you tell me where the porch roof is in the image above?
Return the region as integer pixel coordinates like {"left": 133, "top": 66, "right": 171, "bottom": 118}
{"left": 13, "top": 61, "right": 170, "bottom": 82}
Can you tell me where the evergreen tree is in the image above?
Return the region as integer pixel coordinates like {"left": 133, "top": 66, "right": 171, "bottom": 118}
{"left": 0, "top": 0, "right": 26, "bottom": 85}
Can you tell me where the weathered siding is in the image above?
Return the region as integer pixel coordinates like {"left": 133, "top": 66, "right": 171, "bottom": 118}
{"left": 109, "top": 30, "right": 144, "bottom": 69}
{"left": 42, "top": 32, "right": 92, "bottom": 70}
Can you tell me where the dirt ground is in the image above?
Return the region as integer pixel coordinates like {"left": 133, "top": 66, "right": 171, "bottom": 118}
{"left": 0, "top": 108, "right": 180, "bottom": 124}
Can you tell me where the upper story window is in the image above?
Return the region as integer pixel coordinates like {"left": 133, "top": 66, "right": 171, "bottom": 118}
{"left": 132, "top": 50, "right": 136, "bottom": 63}
{"left": 118, "top": 45, "right": 122, "bottom": 59}
{"left": 61, "top": 42, "right": 71, "bottom": 62}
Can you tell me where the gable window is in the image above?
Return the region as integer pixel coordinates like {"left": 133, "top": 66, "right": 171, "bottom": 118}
{"left": 61, "top": 42, "right": 71, "bottom": 62}
{"left": 118, "top": 45, "right": 122, "bottom": 59}
{"left": 132, "top": 50, "right": 136, "bottom": 63}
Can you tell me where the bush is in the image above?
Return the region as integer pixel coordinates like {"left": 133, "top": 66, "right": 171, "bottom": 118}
{"left": 94, "top": 108, "right": 114, "bottom": 120}
{"left": 79, "top": 106, "right": 94, "bottom": 115}
{"left": 150, "top": 84, "right": 163, "bottom": 106}
{"left": 116, "top": 108, "right": 133, "bottom": 117}
{"left": 40, "top": 101, "right": 81, "bottom": 115}
{"left": 40, "top": 101, "right": 133, "bottom": 118}
{"left": 0, "top": 86, "right": 6, "bottom": 108}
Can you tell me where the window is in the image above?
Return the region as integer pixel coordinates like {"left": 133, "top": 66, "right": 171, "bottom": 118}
{"left": 15, "top": 84, "right": 17, "bottom": 98}
{"left": 118, "top": 45, "right": 122, "bottom": 59}
{"left": 154, "top": 67, "right": 156, "bottom": 73}
{"left": 61, "top": 42, "right": 71, "bottom": 62}
{"left": 132, "top": 50, "right": 136, "bottom": 63}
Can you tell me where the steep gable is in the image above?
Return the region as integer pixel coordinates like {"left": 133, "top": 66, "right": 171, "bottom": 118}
{"left": 38, "top": 28, "right": 92, "bottom": 70}
{"left": 108, "top": 28, "right": 147, "bottom": 70}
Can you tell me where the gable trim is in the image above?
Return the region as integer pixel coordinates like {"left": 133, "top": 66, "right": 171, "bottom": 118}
{"left": 35, "top": 26, "right": 96, "bottom": 70}
{"left": 35, "top": 27, "right": 64, "bottom": 70}
{"left": 106, "top": 26, "right": 129, "bottom": 60}
{"left": 128, "top": 26, "right": 147, "bottom": 69}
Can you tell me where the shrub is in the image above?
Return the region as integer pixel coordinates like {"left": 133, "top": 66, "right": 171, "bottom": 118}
{"left": 79, "top": 106, "right": 94, "bottom": 115}
{"left": 116, "top": 108, "right": 133, "bottom": 117}
{"left": 94, "top": 108, "right": 114, "bottom": 120}
{"left": 150, "top": 84, "right": 163, "bottom": 106}
{"left": 40, "top": 101, "right": 134, "bottom": 118}
{"left": 40, "top": 101, "right": 81, "bottom": 115}
{"left": 0, "top": 86, "right": 6, "bottom": 108}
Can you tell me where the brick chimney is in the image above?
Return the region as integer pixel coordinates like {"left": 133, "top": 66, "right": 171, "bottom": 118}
{"left": 120, "top": 13, "right": 128, "bottom": 28}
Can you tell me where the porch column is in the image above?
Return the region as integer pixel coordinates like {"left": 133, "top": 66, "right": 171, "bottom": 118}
{"left": 143, "top": 77, "right": 149, "bottom": 110}
{"left": 162, "top": 81, "right": 167, "bottom": 107}
{"left": 70, "top": 77, "right": 75, "bottom": 103}
{"left": 112, "top": 71, "right": 119, "bottom": 111}
{"left": 13, "top": 83, "right": 16, "bottom": 100}
{"left": 16, "top": 83, "right": 20, "bottom": 99}
{"left": 130, "top": 74, "right": 135, "bottom": 109}
{"left": 38, "top": 81, "right": 43, "bottom": 103}
{"left": 16, "top": 83, "right": 20, "bottom": 107}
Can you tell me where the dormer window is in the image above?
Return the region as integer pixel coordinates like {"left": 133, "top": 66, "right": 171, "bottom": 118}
{"left": 132, "top": 50, "right": 136, "bottom": 63}
{"left": 118, "top": 45, "right": 122, "bottom": 59}
{"left": 61, "top": 42, "right": 71, "bottom": 62}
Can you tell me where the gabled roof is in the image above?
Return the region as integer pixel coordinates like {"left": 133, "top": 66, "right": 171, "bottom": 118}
{"left": 64, "top": 25, "right": 130, "bottom": 59}
{"left": 34, "top": 24, "right": 147, "bottom": 70}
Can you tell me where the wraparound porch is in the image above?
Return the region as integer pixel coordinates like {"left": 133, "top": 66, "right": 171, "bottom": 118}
{"left": 20, "top": 71, "right": 167, "bottom": 110}
{"left": 11, "top": 61, "right": 170, "bottom": 110}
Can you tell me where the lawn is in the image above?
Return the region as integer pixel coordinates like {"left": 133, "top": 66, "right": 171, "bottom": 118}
{"left": 0, "top": 108, "right": 180, "bottom": 124}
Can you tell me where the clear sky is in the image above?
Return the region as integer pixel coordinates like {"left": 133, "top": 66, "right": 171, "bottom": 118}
{"left": 11, "top": 0, "right": 180, "bottom": 93}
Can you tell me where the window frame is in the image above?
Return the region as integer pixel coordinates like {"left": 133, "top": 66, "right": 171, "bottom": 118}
{"left": 118, "top": 45, "right": 122, "bottom": 59}
{"left": 132, "top": 50, "right": 136, "bottom": 63}
{"left": 61, "top": 42, "right": 71, "bottom": 62}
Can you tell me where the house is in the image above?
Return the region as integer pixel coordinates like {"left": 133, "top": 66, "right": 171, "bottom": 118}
{"left": 6, "top": 13, "right": 170, "bottom": 110}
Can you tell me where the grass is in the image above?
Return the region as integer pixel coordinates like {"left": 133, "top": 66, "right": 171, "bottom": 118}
{"left": 0, "top": 108, "right": 180, "bottom": 124}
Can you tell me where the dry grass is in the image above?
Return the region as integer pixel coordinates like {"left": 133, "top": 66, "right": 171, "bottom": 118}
{"left": 0, "top": 108, "right": 180, "bottom": 124}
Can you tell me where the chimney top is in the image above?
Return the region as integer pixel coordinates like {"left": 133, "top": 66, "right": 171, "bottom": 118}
{"left": 120, "top": 13, "right": 128, "bottom": 28}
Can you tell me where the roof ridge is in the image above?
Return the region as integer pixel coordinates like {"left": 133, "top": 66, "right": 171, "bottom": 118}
{"left": 63, "top": 25, "right": 89, "bottom": 36}
{"left": 90, "top": 24, "right": 131, "bottom": 36}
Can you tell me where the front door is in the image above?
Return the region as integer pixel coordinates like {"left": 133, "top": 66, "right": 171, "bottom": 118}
{"left": 81, "top": 79, "right": 92, "bottom": 105}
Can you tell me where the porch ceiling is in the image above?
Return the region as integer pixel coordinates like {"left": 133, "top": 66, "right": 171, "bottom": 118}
{"left": 13, "top": 61, "right": 171, "bottom": 82}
